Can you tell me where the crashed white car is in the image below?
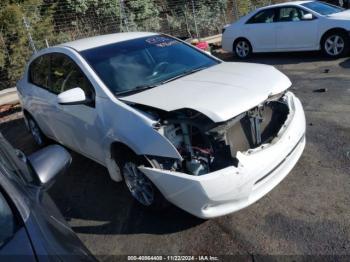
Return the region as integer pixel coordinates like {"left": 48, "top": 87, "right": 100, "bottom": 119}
{"left": 17, "top": 33, "right": 306, "bottom": 219}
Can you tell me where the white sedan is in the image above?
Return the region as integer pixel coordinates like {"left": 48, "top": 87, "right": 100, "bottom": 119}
{"left": 222, "top": 1, "right": 350, "bottom": 58}
{"left": 17, "top": 33, "right": 306, "bottom": 219}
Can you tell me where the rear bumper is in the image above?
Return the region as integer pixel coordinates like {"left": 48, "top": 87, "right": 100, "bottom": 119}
{"left": 140, "top": 92, "right": 306, "bottom": 219}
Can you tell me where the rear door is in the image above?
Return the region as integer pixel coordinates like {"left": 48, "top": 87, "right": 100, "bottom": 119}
{"left": 244, "top": 8, "right": 278, "bottom": 51}
{"left": 27, "top": 54, "right": 57, "bottom": 138}
{"left": 275, "top": 6, "right": 319, "bottom": 50}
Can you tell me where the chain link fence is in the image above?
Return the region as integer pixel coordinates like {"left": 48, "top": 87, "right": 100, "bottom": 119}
{"left": 0, "top": 0, "right": 285, "bottom": 91}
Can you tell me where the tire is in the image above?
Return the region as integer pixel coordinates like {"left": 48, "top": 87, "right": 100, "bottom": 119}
{"left": 233, "top": 38, "right": 252, "bottom": 59}
{"left": 25, "top": 114, "right": 47, "bottom": 146}
{"left": 118, "top": 153, "right": 169, "bottom": 210}
{"left": 321, "top": 31, "right": 349, "bottom": 58}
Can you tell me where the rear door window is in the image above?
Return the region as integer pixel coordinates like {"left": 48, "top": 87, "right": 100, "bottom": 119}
{"left": 247, "top": 8, "right": 276, "bottom": 24}
{"left": 29, "top": 54, "right": 51, "bottom": 89}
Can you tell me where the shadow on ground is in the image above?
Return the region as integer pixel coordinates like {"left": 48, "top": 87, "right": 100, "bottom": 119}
{"left": 339, "top": 58, "right": 350, "bottom": 68}
{"left": 0, "top": 117, "right": 205, "bottom": 236}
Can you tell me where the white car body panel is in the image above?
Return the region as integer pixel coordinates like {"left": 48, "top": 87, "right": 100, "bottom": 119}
{"left": 275, "top": 19, "right": 319, "bottom": 50}
{"left": 244, "top": 22, "right": 277, "bottom": 51}
{"left": 57, "top": 87, "right": 86, "bottom": 104}
{"left": 139, "top": 92, "right": 305, "bottom": 219}
{"left": 17, "top": 33, "right": 306, "bottom": 218}
{"left": 222, "top": 0, "right": 350, "bottom": 53}
{"left": 121, "top": 62, "right": 291, "bottom": 123}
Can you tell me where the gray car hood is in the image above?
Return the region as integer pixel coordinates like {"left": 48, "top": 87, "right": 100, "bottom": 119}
{"left": 120, "top": 62, "right": 291, "bottom": 123}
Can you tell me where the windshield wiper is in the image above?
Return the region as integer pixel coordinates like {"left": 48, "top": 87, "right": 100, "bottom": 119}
{"left": 116, "top": 84, "right": 159, "bottom": 97}
{"left": 161, "top": 65, "right": 209, "bottom": 85}
{"left": 117, "top": 66, "right": 208, "bottom": 96}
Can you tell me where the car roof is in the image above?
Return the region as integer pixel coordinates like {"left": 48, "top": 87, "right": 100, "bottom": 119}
{"left": 58, "top": 32, "right": 158, "bottom": 52}
{"left": 258, "top": 0, "right": 314, "bottom": 10}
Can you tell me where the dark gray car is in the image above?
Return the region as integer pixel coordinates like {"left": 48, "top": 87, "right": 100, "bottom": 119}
{"left": 0, "top": 133, "right": 95, "bottom": 261}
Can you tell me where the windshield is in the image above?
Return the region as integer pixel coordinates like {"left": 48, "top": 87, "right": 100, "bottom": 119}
{"left": 80, "top": 35, "right": 219, "bottom": 96}
{"left": 302, "top": 1, "right": 344, "bottom": 15}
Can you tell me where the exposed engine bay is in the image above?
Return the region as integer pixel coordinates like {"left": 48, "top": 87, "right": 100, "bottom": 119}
{"left": 135, "top": 92, "right": 290, "bottom": 176}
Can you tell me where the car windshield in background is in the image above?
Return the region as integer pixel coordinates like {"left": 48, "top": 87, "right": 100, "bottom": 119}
{"left": 80, "top": 35, "right": 219, "bottom": 96}
{"left": 302, "top": 2, "right": 344, "bottom": 15}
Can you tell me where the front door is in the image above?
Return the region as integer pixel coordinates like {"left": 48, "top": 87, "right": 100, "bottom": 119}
{"left": 275, "top": 6, "right": 319, "bottom": 50}
{"left": 48, "top": 53, "right": 105, "bottom": 163}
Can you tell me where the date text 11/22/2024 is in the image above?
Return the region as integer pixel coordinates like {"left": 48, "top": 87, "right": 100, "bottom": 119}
{"left": 127, "top": 255, "right": 219, "bottom": 261}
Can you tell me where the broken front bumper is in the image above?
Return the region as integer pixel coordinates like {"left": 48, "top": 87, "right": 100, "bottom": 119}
{"left": 140, "top": 92, "right": 306, "bottom": 219}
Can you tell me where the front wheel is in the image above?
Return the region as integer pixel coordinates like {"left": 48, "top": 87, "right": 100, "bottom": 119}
{"left": 322, "top": 32, "right": 349, "bottom": 58}
{"left": 25, "top": 115, "right": 47, "bottom": 146}
{"left": 120, "top": 156, "right": 168, "bottom": 209}
{"left": 233, "top": 39, "right": 252, "bottom": 59}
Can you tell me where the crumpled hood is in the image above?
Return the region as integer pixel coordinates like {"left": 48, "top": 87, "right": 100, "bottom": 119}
{"left": 328, "top": 10, "right": 350, "bottom": 20}
{"left": 120, "top": 62, "right": 291, "bottom": 123}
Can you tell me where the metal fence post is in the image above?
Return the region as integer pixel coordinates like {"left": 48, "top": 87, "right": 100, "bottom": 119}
{"left": 191, "top": 0, "right": 199, "bottom": 39}
{"left": 232, "top": 0, "right": 237, "bottom": 21}
{"left": 22, "top": 16, "right": 37, "bottom": 53}
{"left": 119, "top": 0, "right": 129, "bottom": 32}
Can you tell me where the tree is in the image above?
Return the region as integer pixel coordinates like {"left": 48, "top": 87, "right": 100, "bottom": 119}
{"left": 0, "top": 0, "right": 67, "bottom": 89}
{"left": 163, "top": 0, "right": 228, "bottom": 39}
{"left": 126, "top": 0, "right": 161, "bottom": 31}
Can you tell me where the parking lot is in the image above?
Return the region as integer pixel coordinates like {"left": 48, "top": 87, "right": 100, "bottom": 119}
{"left": 1, "top": 51, "right": 349, "bottom": 257}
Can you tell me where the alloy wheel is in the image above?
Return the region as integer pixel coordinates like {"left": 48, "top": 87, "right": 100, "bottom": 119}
{"left": 236, "top": 40, "right": 250, "bottom": 58}
{"left": 325, "top": 35, "right": 345, "bottom": 56}
{"left": 123, "top": 162, "right": 154, "bottom": 206}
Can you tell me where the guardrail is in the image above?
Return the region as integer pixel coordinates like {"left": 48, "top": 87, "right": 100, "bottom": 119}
{"left": 202, "top": 34, "right": 222, "bottom": 45}
{"left": 0, "top": 88, "right": 19, "bottom": 107}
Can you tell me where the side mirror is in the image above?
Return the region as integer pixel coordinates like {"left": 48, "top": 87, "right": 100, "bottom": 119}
{"left": 57, "top": 87, "right": 87, "bottom": 105}
{"left": 302, "top": 13, "right": 314, "bottom": 20}
{"left": 28, "top": 145, "right": 71, "bottom": 190}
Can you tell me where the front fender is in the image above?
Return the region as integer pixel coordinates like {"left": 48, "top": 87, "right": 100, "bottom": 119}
{"left": 101, "top": 97, "right": 182, "bottom": 160}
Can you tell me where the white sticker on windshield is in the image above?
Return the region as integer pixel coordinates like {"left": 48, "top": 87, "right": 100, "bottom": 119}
{"left": 146, "top": 36, "right": 178, "bottom": 48}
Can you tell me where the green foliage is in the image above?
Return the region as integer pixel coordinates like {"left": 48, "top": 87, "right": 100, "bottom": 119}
{"left": 0, "top": 0, "right": 68, "bottom": 88}
{"left": 194, "top": 0, "right": 228, "bottom": 36}
{"left": 236, "top": 0, "right": 273, "bottom": 17}
{"left": 126, "top": 0, "right": 161, "bottom": 31}
{"left": 165, "top": 0, "right": 228, "bottom": 38}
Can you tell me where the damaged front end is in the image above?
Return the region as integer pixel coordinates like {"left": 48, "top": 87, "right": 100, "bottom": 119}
{"left": 145, "top": 92, "right": 291, "bottom": 176}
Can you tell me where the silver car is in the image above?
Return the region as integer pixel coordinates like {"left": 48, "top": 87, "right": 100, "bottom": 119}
{"left": 0, "top": 133, "right": 95, "bottom": 260}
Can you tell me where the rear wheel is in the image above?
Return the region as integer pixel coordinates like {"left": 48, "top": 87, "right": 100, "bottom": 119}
{"left": 322, "top": 31, "right": 349, "bottom": 58}
{"left": 233, "top": 39, "right": 252, "bottom": 59}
